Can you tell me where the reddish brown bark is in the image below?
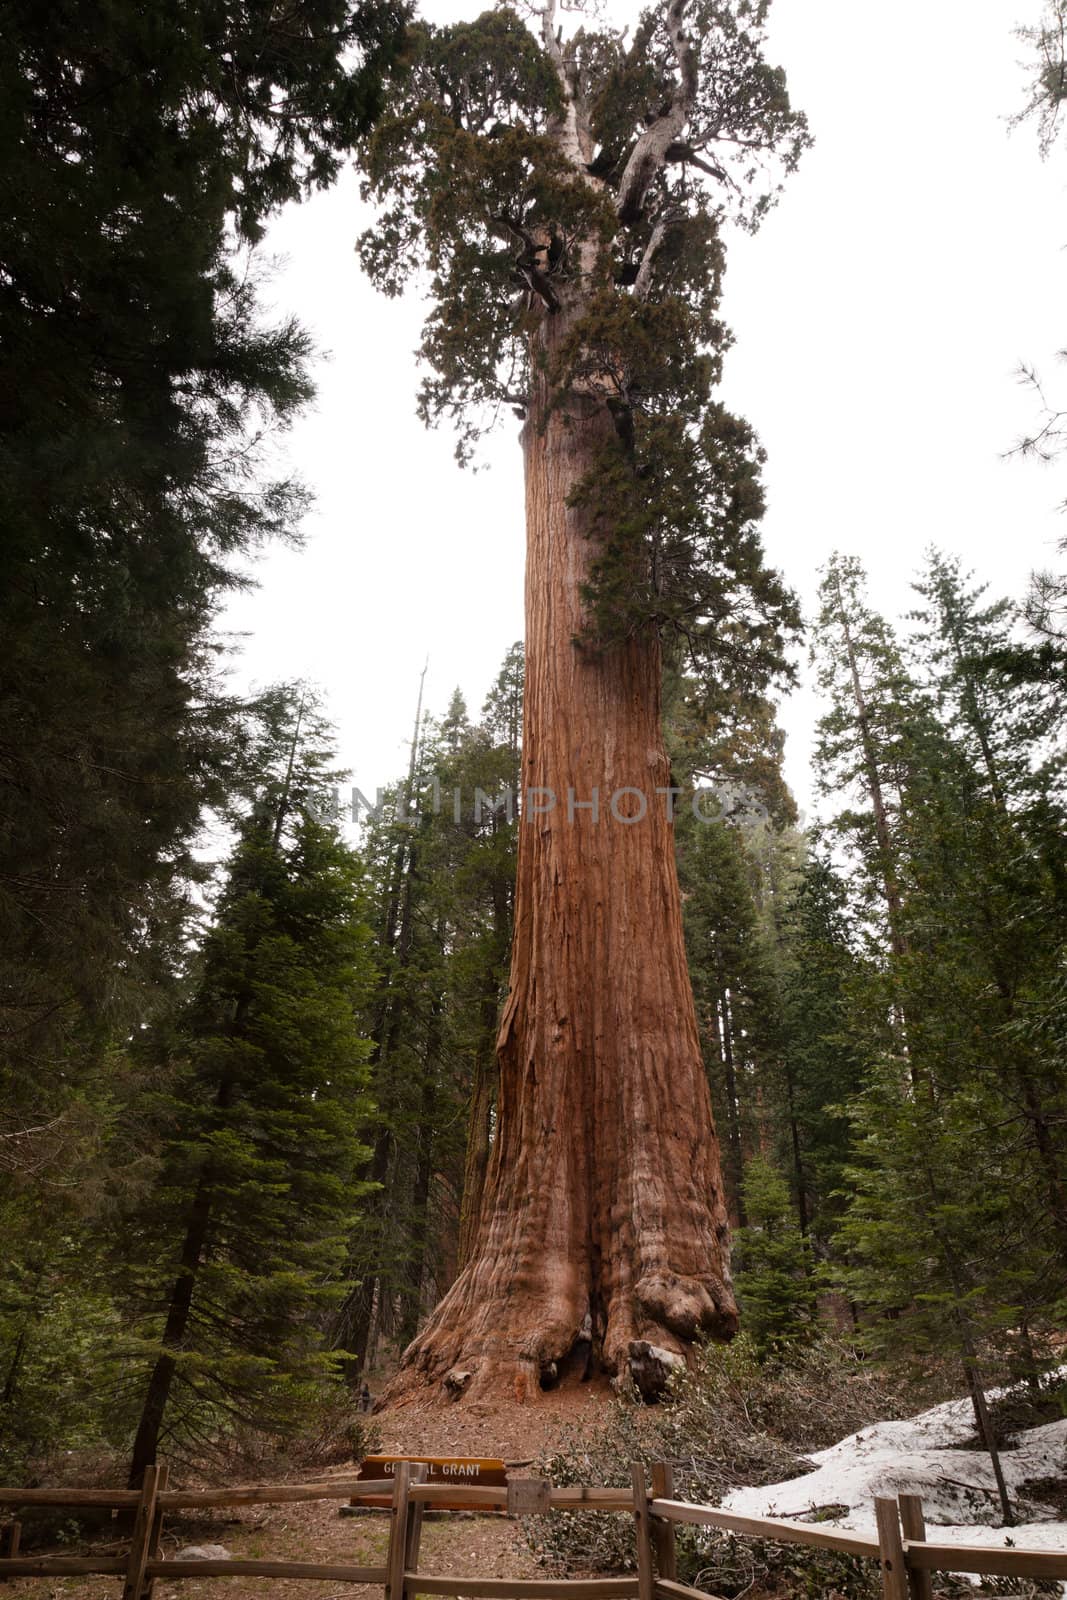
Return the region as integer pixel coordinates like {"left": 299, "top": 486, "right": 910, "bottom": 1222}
{"left": 382, "top": 289, "right": 738, "bottom": 1406}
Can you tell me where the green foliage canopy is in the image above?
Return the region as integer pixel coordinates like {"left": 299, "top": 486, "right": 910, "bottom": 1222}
{"left": 355, "top": 1, "right": 807, "bottom": 689}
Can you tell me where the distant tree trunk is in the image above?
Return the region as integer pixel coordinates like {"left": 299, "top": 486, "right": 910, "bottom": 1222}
{"left": 706, "top": 984, "right": 746, "bottom": 1228}
{"left": 337, "top": 1121, "right": 393, "bottom": 1385}
{"left": 1, "top": 1324, "right": 28, "bottom": 1408}
{"left": 782, "top": 1060, "right": 810, "bottom": 1238}
{"left": 963, "top": 1359, "right": 1015, "bottom": 1528}
{"left": 457, "top": 1041, "right": 497, "bottom": 1269}
{"left": 457, "top": 878, "right": 510, "bottom": 1268}
{"left": 982, "top": 927, "right": 1067, "bottom": 1260}
{"left": 1015, "top": 1069, "right": 1067, "bottom": 1242}
{"left": 384, "top": 283, "right": 737, "bottom": 1405}
{"left": 835, "top": 590, "right": 909, "bottom": 963}
{"left": 398, "top": 1121, "right": 435, "bottom": 1349}
{"left": 339, "top": 695, "right": 427, "bottom": 1382}
{"left": 398, "top": 999, "right": 442, "bottom": 1348}
{"left": 127, "top": 1155, "right": 217, "bottom": 1487}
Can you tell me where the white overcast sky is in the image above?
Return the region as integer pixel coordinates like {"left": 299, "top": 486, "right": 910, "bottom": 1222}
{"left": 219, "top": 0, "right": 1067, "bottom": 819}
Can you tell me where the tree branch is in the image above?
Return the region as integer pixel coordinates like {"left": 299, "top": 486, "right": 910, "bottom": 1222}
{"left": 489, "top": 213, "right": 562, "bottom": 310}
{"left": 631, "top": 211, "right": 676, "bottom": 300}
{"left": 533, "top": 0, "right": 580, "bottom": 167}
{"left": 664, "top": 140, "right": 727, "bottom": 182}
{"left": 537, "top": 0, "right": 564, "bottom": 73}
{"left": 616, "top": 0, "right": 698, "bottom": 225}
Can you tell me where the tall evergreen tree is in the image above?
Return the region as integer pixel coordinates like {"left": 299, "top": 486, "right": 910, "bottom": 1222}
{"left": 811, "top": 554, "right": 926, "bottom": 969}
{"left": 336, "top": 650, "right": 521, "bottom": 1378}
{"left": 731, "top": 1154, "right": 817, "bottom": 1358}
{"left": 666, "top": 672, "right": 818, "bottom": 1236}
{"left": 122, "top": 696, "right": 375, "bottom": 1483}
{"left": 903, "top": 554, "right": 1067, "bottom": 1262}
{"left": 682, "top": 817, "right": 771, "bottom": 1227}
{"left": 838, "top": 1061, "right": 1042, "bottom": 1528}
{"left": 771, "top": 852, "right": 870, "bottom": 1248}
{"left": 0, "top": 0, "right": 407, "bottom": 1204}
{"left": 358, "top": 0, "right": 808, "bottom": 1403}
{"left": 810, "top": 551, "right": 1067, "bottom": 1503}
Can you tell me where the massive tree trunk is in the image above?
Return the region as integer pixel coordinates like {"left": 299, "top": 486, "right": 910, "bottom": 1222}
{"left": 383, "top": 283, "right": 737, "bottom": 1406}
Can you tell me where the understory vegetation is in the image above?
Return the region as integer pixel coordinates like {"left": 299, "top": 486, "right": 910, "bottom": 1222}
{"left": 526, "top": 1339, "right": 1067, "bottom": 1599}
{"left": 525, "top": 1335, "right": 912, "bottom": 1598}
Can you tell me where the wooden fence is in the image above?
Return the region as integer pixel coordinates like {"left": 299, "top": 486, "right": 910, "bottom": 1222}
{"left": 1, "top": 1460, "right": 1066, "bottom": 1600}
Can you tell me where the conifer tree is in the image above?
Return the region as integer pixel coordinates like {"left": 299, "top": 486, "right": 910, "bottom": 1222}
{"left": 910, "top": 550, "right": 1060, "bottom": 810}
{"left": 811, "top": 555, "right": 926, "bottom": 967}
{"left": 665, "top": 674, "right": 816, "bottom": 1235}
{"left": 772, "top": 853, "right": 870, "bottom": 1247}
{"left": 681, "top": 816, "right": 778, "bottom": 1227}
{"left": 903, "top": 555, "right": 1067, "bottom": 1262}
{"left": 0, "top": 0, "right": 407, "bottom": 1206}
{"left": 336, "top": 652, "right": 521, "bottom": 1377}
{"left": 358, "top": 0, "right": 808, "bottom": 1402}
{"left": 838, "top": 1062, "right": 1042, "bottom": 1528}
{"left": 123, "top": 696, "right": 375, "bottom": 1483}
{"left": 812, "top": 552, "right": 1066, "bottom": 1494}
{"left": 335, "top": 666, "right": 437, "bottom": 1379}
{"left": 731, "top": 1154, "right": 817, "bottom": 1357}
{"left": 444, "top": 650, "right": 524, "bottom": 1267}
{"left": 0, "top": 6, "right": 407, "bottom": 1440}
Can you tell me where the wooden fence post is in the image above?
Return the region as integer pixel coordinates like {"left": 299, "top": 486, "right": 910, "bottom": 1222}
{"left": 875, "top": 1496, "right": 909, "bottom": 1600}
{"left": 631, "top": 1466, "right": 655, "bottom": 1600}
{"left": 897, "top": 1493, "right": 933, "bottom": 1600}
{"left": 122, "top": 1465, "right": 160, "bottom": 1600}
{"left": 507, "top": 1479, "right": 551, "bottom": 1517}
{"left": 386, "top": 1461, "right": 413, "bottom": 1600}
{"left": 649, "top": 1462, "right": 677, "bottom": 1584}
{"left": 141, "top": 1463, "right": 169, "bottom": 1600}
{"left": 404, "top": 1463, "right": 428, "bottom": 1591}
{"left": 0, "top": 1520, "right": 21, "bottom": 1582}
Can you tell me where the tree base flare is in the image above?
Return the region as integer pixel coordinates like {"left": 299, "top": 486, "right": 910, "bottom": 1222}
{"left": 378, "top": 1264, "right": 738, "bottom": 1409}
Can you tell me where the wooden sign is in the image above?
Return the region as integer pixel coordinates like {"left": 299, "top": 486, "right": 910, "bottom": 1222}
{"left": 351, "top": 1456, "right": 508, "bottom": 1511}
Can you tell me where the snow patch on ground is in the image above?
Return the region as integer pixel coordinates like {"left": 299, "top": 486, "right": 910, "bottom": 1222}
{"left": 719, "top": 1386, "right": 1067, "bottom": 1578}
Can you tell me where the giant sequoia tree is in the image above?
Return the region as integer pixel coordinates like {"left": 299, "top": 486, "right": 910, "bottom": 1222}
{"left": 359, "top": 0, "right": 807, "bottom": 1401}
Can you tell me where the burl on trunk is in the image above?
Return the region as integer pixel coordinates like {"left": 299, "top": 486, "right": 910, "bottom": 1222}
{"left": 383, "top": 292, "right": 738, "bottom": 1406}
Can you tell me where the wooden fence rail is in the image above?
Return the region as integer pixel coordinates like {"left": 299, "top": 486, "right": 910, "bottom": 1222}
{"left": 0, "top": 1461, "right": 1064, "bottom": 1599}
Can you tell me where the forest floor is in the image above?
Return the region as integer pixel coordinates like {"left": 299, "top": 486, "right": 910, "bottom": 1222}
{"left": 10, "top": 1377, "right": 1067, "bottom": 1598}
{"left": 4, "top": 1385, "right": 620, "bottom": 1600}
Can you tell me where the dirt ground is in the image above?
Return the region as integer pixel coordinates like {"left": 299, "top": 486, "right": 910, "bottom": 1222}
{"left": 374, "top": 1378, "right": 616, "bottom": 1461}
{"left": 4, "top": 1387, "right": 618, "bottom": 1600}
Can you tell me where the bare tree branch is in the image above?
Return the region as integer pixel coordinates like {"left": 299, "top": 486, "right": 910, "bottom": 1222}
{"left": 537, "top": 0, "right": 590, "bottom": 170}
{"left": 664, "top": 140, "right": 727, "bottom": 182}
{"left": 632, "top": 211, "right": 677, "bottom": 299}
{"left": 616, "top": 0, "right": 698, "bottom": 224}
{"left": 489, "top": 213, "right": 562, "bottom": 310}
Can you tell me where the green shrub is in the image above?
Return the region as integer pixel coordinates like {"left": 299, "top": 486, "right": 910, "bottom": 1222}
{"left": 524, "top": 1334, "right": 910, "bottom": 1596}
{"left": 691, "top": 1532, "right": 879, "bottom": 1600}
